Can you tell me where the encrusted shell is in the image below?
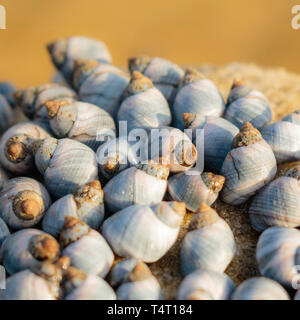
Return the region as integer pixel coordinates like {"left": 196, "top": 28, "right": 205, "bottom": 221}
{"left": 256, "top": 226, "right": 300, "bottom": 288}
{"left": 117, "top": 71, "right": 172, "bottom": 132}
{"left": 177, "top": 269, "right": 235, "bottom": 300}
{"left": 180, "top": 203, "right": 236, "bottom": 276}
{"left": 168, "top": 171, "right": 225, "bottom": 212}
{"left": 0, "top": 177, "right": 51, "bottom": 229}
{"left": 231, "top": 277, "right": 290, "bottom": 300}
{"left": 172, "top": 69, "right": 225, "bottom": 130}
{"left": 103, "top": 161, "right": 169, "bottom": 213}
{"left": 220, "top": 122, "right": 277, "bottom": 205}
{"left": 34, "top": 138, "right": 98, "bottom": 198}
{"left": 0, "top": 94, "right": 14, "bottom": 134}
{"left": 42, "top": 180, "right": 104, "bottom": 237}
{"left": 102, "top": 202, "right": 186, "bottom": 263}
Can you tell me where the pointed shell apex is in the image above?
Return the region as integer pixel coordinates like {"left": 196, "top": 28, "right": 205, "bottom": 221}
{"left": 231, "top": 122, "right": 262, "bottom": 149}
{"left": 128, "top": 260, "right": 152, "bottom": 282}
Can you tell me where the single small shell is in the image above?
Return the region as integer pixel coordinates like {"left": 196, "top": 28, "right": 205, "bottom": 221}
{"left": 0, "top": 177, "right": 51, "bottom": 229}
{"left": 42, "top": 180, "right": 104, "bottom": 237}
{"left": 0, "top": 121, "right": 52, "bottom": 174}
{"left": 172, "top": 69, "right": 225, "bottom": 130}
{"left": 220, "top": 122, "right": 277, "bottom": 205}
{"left": 2, "top": 229, "right": 60, "bottom": 274}
{"left": 261, "top": 121, "right": 300, "bottom": 164}
{"left": 0, "top": 166, "right": 8, "bottom": 191}
{"left": 148, "top": 126, "right": 197, "bottom": 173}
{"left": 0, "top": 82, "right": 16, "bottom": 106}
{"left": 256, "top": 226, "right": 300, "bottom": 288}
{"left": 180, "top": 203, "right": 236, "bottom": 276}
{"left": 45, "top": 99, "right": 116, "bottom": 151}
{"left": 102, "top": 201, "right": 186, "bottom": 263}
{"left": 249, "top": 164, "right": 300, "bottom": 231}
{"left": 168, "top": 171, "right": 225, "bottom": 212}
{"left": 60, "top": 216, "right": 114, "bottom": 277}
{"left": 183, "top": 113, "right": 239, "bottom": 173}
{"left": 103, "top": 161, "right": 169, "bottom": 213}
{"left": 177, "top": 269, "right": 235, "bottom": 300}
{"left": 117, "top": 71, "right": 172, "bottom": 132}
{"left": 34, "top": 137, "right": 98, "bottom": 198}
{"left": 0, "top": 94, "right": 14, "bottom": 134}
{"left": 224, "top": 79, "right": 272, "bottom": 130}
{"left": 232, "top": 277, "right": 290, "bottom": 300}
{"left": 73, "top": 59, "right": 129, "bottom": 118}
{"left": 115, "top": 260, "right": 162, "bottom": 300}
{"left": 128, "top": 56, "right": 184, "bottom": 105}
{"left": 62, "top": 266, "right": 116, "bottom": 300}
{"left": 282, "top": 110, "right": 300, "bottom": 126}
{"left": 14, "top": 83, "right": 77, "bottom": 119}
{"left": 47, "top": 36, "right": 112, "bottom": 85}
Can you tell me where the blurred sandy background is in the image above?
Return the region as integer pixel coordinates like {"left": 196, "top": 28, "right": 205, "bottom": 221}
{"left": 0, "top": 0, "right": 299, "bottom": 87}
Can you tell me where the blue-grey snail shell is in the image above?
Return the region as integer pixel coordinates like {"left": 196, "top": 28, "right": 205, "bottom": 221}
{"left": 73, "top": 59, "right": 129, "bottom": 118}
{"left": 180, "top": 203, "right": 236, "bottom": 276}
{"left": 261, "top": 120, "right": 300, "bottom": 164}
{"left": 117, "top": 71, "right": 172, "bottom": 132}
{"left": 172, "top": 68, "right": 225, "bottom": 130}
{"left": 183, "top": 113, "right": 239, "bottom": 173}
{"left": 0, "top": 121, "right": 52, "bottom": 174}
{"left": 0, "top": 82, "right": 16, "bottom": 107}
{"left": 128, "top": 56, "right": 184, "bottom": 105}
{"left": 47, "top": 36, "right": 112, "bottom": 85}
{"left": 249, "top": 164, "right": 300, "bottom": 231}
{"left": 148, "top": 126, "right": 197, "bottom": 173}
{"left": 103, "top": 161, "right": 169, "bottom": 213}
{"left": 14, "top": 83, "right": 77, "bottom": 119}
{"left": 0, "top": 166, "right": 8, "bottom": 191}
{"left": 224, "top": 79, "right": 272, "bottom": 130}
{"left": 34, "top": 137, "right": 98, "bottom": 198}
{"left": 61, "top": 266, "right": 116, "bottom": 300}
{"left": 2, "top": 228, "right": 60, "bottom": 274}
{"left": 177, "top": 269, "right": 235, "bottom": 300}
{"left": 231, "top": 277, "right": 290, "bottom": 300}
{"left": 0, "top": 94, "right": 14, "bottom": 134}
{"left": 114, "top": 260, "right": 162, "bottom": 300}
{"left": 45, "top": 99, "right": 116, "bottom": 151}
{"left": 256, "top": 226, "right": 300, "bottom": 288}
{"left": 60, "top": 216, "right": 114, "bottom": 277}
{"left": 220, "top": 122, "right": 277, "bottom": 205}
{"left": 282, "top": 110, "right": 300, "bottom": 126}
{"left": 102, "top": 202, "right": 186, "bottom": 263}
{"left": 0, "top": 177, "right": 51, "bottom": 229}
{"left": 168, "top": 171, "right": 225, "bottom": 212}
{"left": 42, "top": 180, "right": 104, "bottom": 237}
{"left": 0, "top": 217, "right": 10, "bottom": 246}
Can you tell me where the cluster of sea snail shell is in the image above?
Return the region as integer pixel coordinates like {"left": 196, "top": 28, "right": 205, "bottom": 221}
{"left": 0, "top": 35, "right": 300, "bottom": 300}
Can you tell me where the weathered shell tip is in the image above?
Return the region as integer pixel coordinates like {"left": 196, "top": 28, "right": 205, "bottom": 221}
{"left": 168, "top": 201, "right": 186, "bottom": 216}
{"left": 182, "top": 113, "right": 196, "bottom": 128}
{"left": 231, "top": 122, "right": 262, "bottom": 149}
{"left": 29, "top": 234, "right": 60, "bottom": 261}
{"left": 128, "top": 261, "right": 152, "bottom": 282}
{"left": 13, "top": 191, "right": 43, "bottom": 220}
{"left": 128, "top": 56, "right": 151, "bottom": 73}
{"left": 45, "top": 99, "right": 72, "bottom": 119}
{"left": 202, "top": 172, "right": 225, "bottom": 193}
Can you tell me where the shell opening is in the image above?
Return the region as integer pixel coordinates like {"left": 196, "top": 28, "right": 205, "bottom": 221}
{"left": 29, "top": 234, "right": 60, "bottom": 262}
{"left": 201, "top": 172, "right": 225, "bottom": 193}
{"left": 13, "top": 190, "right": 44, "bottom": 220}
{"left": 231, "top": 122, "right": 262, "bottom": 149}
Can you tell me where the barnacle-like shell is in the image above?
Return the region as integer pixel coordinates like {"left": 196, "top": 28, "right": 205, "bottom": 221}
{"left": 62, "top": 266, "right": 116, "bottom": 300}
{"left": 117, "top": 71, "right": 172, "bottom": 132}
{"left": 256, "top": 226, "right": 300, "bottom": 288}
{"left": 224, "top": 79, "right": 272, "bottom": 130}
{"left": 249, "top": 164, "right": 300, "bottom": 231}
{"left": 45, "top": 99, "right": 116, "bottom": 151}
{"left": 0, "top": 82, "right": 16, "bottom": 106}
{"left": 282, "top": 110, "right": 300, "bottom": 126}
{"left": 42, "top": 180, "right": 104, "bottom": 237}
{"left": 220, "top": 122, "right": 277, "bottom": 205}
{"left": 128, "top": 56, "right": 184, "bottom": 104}
{"left": 0, "top": 121, "right": 52, "bottom": 174}
{"left": 34, "top": 137, "right": 98, "bottom": 198}
{"left": 60, "top": 216, "right": 114, "bottom": 277}
{"left": 184, "top": 113, "right": 239, "bottom": 173}
{"left": 2, "top": 229, "right": 60, "bottom": 274}
{"left": 0, "top": 94, "right": 14, "bottom": 134}
{"left": 103, "top": 161, "right": 169, "bottom": 213}
{"left": 180, "top": 203, "right": 236, "bottom": 276}
{"left": 168, "top": 171, "right": 225, "bottom": 212}
{"left": 47, "top": 36, "right": 112, "bottom": 85}
{"left": 0, "top": 177, "right": 51, "bottom": 229}
{"left": 74, "top": 59, "right": 129, "bottom": 118}
{"left": 14, "top": 83, "right": 77, "bottom": 119}
{"left": 148, "top": 126, "right": 197, "bottom": 173}
{"left": 177, "top": 269, "right": 235, "bottom": 300}
{"left": 115, "top": 260, "right": 162, "bottom": 300}
{"left": 232, "top": 277, "right": 290, "bottom": 300}
{"left": 172, "top": 69, "right": 225, "bottom": 130}
{"left": 102, "top": 202, "right": 186, "bottom": 263}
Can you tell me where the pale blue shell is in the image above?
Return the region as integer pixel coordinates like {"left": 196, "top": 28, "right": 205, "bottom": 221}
{"left": 0, "top": 94, "right": 14, "bottom": 134}
{"left": 282, "top": 110, "right": 300, "bottom": 126}
{"left": 0, "top": 166, "right": 8, "bottom": 191}
{"left": 109, "top": 258, "right": 139, "bottom": 287}
{"left": 0, "top": 82, "right": 16, "bottom": 106}
{"left": 0, "top": 217, "right": 10, "bottom": 245}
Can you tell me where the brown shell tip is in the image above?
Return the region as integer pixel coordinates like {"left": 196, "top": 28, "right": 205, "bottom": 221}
{"left": 6, "top": 141, "right": 27, "bottom": 162}
{"left": 126, "top": 71, "right": 154, "bottom": 95}
{"left": 182, "top": 113, "right": 196, "bottom": 128}
{"left": 102, "top": 156, "right": 120, "bottom": 173}
{"left": 168, "top": 201, "right": 186, "bottom": 216}
{"left": 197, "top": 202, "right": 211, "bottom": 213}
{"left": 29, "top": 234, "right": 60, "bottom": 261}
{"left": 202, "top": 172, "right": 225, "bottom": 193}
{"left": 56, "top": 256, "right": 71, "bottom": 271}
{"left": 182, "top": 68, "right": 205, "bottom": 85}
{"left": 45, "top": 99, "right": 71, "bottom": 118}
{"left": 62, "top": 216, "right": 79, "bottom": 229}
{"left": 128, "top": 261, "right": 152, "bottom": 282}
{"left": 13, "top": 90, "right": 23, "bottom": 104}
{"left": 189, "top": 206, "right": 219, "bottom": 231}
{"left": 73, "top": 59, "right": 100, "bottom": 86}
{"left": 128, "top": 56, "right": 151, "bottom": 73}
{"left": 13, "top": 191, "right": 43, "bottom": 220}
{"left": 231, "top": 78, "right": 244, "bottom": 89}
{"left": 231, "top": 122, "right": 262, "bottom": 149}
{"left": 86, "top": 180, "right": 102, "bottom": 191}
